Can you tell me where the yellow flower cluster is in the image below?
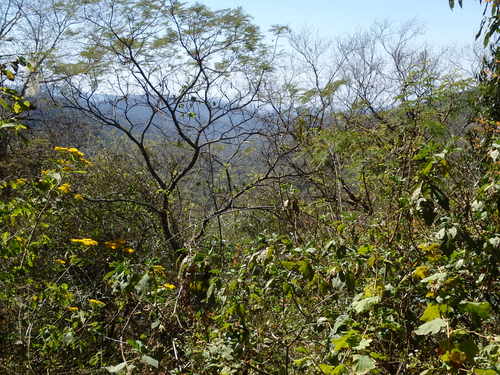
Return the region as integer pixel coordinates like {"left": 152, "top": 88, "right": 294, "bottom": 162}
{"left": 71, "top": 238, "right": 98, "bottom": 246}
{"left": 54, "top": 146, "right": 85, "bottom": 158}
{"left": 15, "top": 178, "right": 27, "bottom": 185}
{"left": 88, "top": 299, "right": 105, "bottom": 306}
{"left": 54, "top": 146, "right": 93, "bottom": 165}
{"left": 152, "top": 265, "right": 165, "bottom": 272}
{"left": 55, "top": 259, "right": 66, "bottom": 265}
{"left": 104, "top": 239, "right": 126, "bottom": 249}
{"left": 162, "top": 283, "right": 176, "bottom": 290}
{"left": 57, "top": 183, "right": 71, "bottom": 193}
{"left": 413, "top": 265, "right": 429, "bottom": 279}
{"left": 73, "top": 193, "right": 84, "bottom": 200}
{"left": 67, "top": 306, "right": 79, "bottom": 312}
{"left": 103, "top": 239, "right": 135, "bottom": 254}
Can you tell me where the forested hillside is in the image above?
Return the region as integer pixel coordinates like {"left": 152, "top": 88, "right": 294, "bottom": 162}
{"left": 0, "top": 0, "right": 498, "bottom": 373}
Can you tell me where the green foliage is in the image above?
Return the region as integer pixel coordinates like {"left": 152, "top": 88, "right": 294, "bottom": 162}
{"left": 0, "top": 1, "right": 498, "bottom": 374}
{"left": 449, "top": 0, "right": 499, "bottom": 46}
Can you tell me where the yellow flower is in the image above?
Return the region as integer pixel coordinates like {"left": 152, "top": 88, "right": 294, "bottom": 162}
{"left": 67, "top": 306, "right": 79, "bottom": 312}
{"left": 67, "top": 147, "right": 85, "bottom": 158}
{"left": 104, "top": 240, "right": 126, "bottom": 249}
{"left": 54, "top": 146, "right": 85, "bottom": 158}
{"left": 55, "top": 259, "right": 66, "bottom": 265}
{"left": 73, "top": 193, "right": 84, "bottom": 200}
{"left": 57, "top": 183, "right": 71, "bottom": 193}
{"left": 124, "top": 247, "right": 135, "bottom": 254}
{"left": 413, "top": 265, "right": 429, "bottom": 279}
{"left": 88, "top": 299, "right": 105, "bottom": 306}
{"left": 162, "top": 283, "right": 176, "bottom": 290}
{"left": 15, "top": 178, "right": 27, "bottom": 185}
{"left": 71, "top": 238, "right": 98, "bottom": 246}
{"left": 152, "top": 265, "right": 165, "bottom": 272}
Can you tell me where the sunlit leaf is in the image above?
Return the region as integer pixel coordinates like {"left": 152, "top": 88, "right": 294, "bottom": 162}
{"left": 415, "top": 318, "right": 447, "bottom": 335}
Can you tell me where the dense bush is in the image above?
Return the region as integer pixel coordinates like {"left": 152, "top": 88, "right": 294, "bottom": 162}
{"left": 0, "top": 1, "right": 498, "bottom": 374}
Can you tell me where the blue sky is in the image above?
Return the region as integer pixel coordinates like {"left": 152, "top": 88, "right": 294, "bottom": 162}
{"left": 198, "top": 0, "right": 485, "bottom": 47}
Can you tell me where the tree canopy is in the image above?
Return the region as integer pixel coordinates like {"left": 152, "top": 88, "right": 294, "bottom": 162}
{"left": 0, "top": 1, "right": 498, "bottom": 374}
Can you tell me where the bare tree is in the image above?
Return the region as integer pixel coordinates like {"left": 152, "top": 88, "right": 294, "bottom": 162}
{"left": 57, "top": 0, "right": 286, "bottom": 254}
{"left": 0, "top": 0, "right": 22, "bottom": 45}
{"left": 261, "top": 22, "right": 474, "bottom": 227}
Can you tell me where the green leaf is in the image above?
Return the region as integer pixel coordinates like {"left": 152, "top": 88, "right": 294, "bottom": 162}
{"left": 5, "top": 70, "right": 15, "bottom": 81}
{"left": 460, "top": 301, "right": 491, "bottom": 319}
{"left": 12, "top": 102, "right": 22, "bottom": 114}
{"left": 420, "top": 304, "right": 452, "bottom": 322}
{"left": 293, "top": 357, "right": 308, "bottom": 367}
{"left": 415, "top": 318, "right": 447, "bottom": 335}
{"left": 351, "top": 295, "right": 380, "bottom": 314}
{"left": 474, "top": 370, "right": 498, "bottom": 375}
{"left": 0, "top": 122, "right": 27, "bottom": 130}
{"left": 353, "top": 354, "right": 376, "bottom": 374}
{"left": 354, "top": 338, "right": 373, "bottom": 351}
{"left": 440, "top": 349, "right": 467, "bottom": 366}
{"left": 332, "top": 314, "right": 349, "bottom": 334}
{"left": 456, "top": 336, "right": 478, "bottom": 361}
{"left": 127, "top": 339, "right": 144, "bottom": 352}
{"left": 357, "top": 245, "right": 373, "bottom": 255}
{"left": 104, "top": 362, "right": 127, "bottom": 373}
{"left": 135, "top": 272, "right": 150, "bottom": 294}
{"left": 319, "top": 364, "right": 347, "bottom": 374}
{"left": 420, "top": 272, "right": 447, "bottom": 283}
{"left": 333, "top": 330, "right": 359, "bottom": 351}
{"left": 298, "top": 260, "right": 314, "bottom": 280}
{"left": 319, "top": 80, "right": 346, "bottom": 98}
{"left": 140, "top": 355, "right": 158, "bottom": 368}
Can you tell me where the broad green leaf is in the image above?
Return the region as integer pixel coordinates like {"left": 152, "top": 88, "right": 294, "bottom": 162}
{"left": 415, "top": 318, "right": 447, "bottom": 335}
{"left": 353, "top": 354, "right": 376, "bottom": 374}
{"left": 357, "top": 245, "right": 373, "bottom": 255}
{"left": 140, "top": 355, "right": 158, "bottom": 368}
{"left": 354, "top": 338, "right": 373, "bottom": 351}
{"left": 135, "top": 272, "right": 150, "bottom": 294}
{"left": 298, "top": 260, "right": 314, "bottom": 280}
{"left": 420, "top": 272, "right": 447, "bottom": 283}
{"left": 440, "top": 349, "right": 467, "bottom": 366}
{"left": 352, "top": 296, "right": 380, "bottom": 314}
{"left": 293, "top": 357, "right": 308, "bottom": 367}
{"left": 332, "top": 314, "right": 349, "bottom": 334}
{"left": 319, "top": 364, "right": 347, "bottom": 374}
{"left": 460, "top": 301, "right": 491, "bottom": 319}
{"left": 333, "top": 330, "right": 359, "bottom": 351}
{"left": 104, "top": 362, "right": 127, "bottom": 373}
{"left": 456, "top": 336, "right": 479, "bottom": 361}
{"left": 474, "top": 370, "right": 497, "bottom": 375}
{"left": 420, "top": 304, "right": 452, "bottom": 322}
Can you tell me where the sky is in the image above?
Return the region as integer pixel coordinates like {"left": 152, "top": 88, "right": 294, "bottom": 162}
{"left": 198, "top": 0, "right": 485, "bottom": 47}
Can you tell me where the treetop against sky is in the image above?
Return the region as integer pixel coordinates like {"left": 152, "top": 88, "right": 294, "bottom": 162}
{"left": 200, "top": 0, "right": 485, "bottom": 46}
